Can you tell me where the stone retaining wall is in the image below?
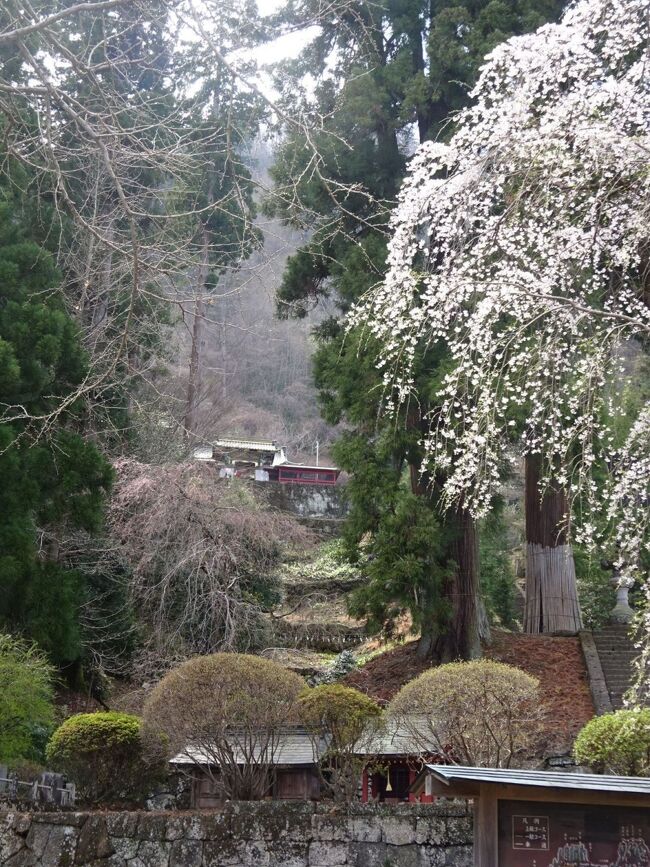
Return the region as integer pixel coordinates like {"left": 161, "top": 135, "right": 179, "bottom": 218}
{"left": 0, "top": 801, "right": 473, "bottom": 867}
{"left": 255, "top": 482, "right": 348, "bottom": 520}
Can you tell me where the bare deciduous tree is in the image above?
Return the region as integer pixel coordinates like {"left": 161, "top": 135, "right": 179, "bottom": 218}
{"left": 108, "top": 458, "right": 312, "bottom": 673}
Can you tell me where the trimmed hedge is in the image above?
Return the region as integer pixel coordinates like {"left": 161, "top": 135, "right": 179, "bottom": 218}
{"left": 574, "top": 709, "right": 650, "bottom": 776}
{"left": 46, "top": 711, "right": 165, "bottom": 804}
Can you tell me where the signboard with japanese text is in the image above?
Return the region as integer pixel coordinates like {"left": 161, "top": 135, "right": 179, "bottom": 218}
{"left": 498, "top": 800, "right": 650, "bottom": 866}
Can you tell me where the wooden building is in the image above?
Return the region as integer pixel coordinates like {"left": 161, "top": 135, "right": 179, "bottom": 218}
{"left": 171, "top": 729, "right": 325, "bottom": 808}
{"left": 269, "top": 464, "right": 340, "bottom": 486}
{"left": 358, "top": 719, "right": 441, "bottom": 804}
{"left": 411, "top": 764, "right": 650, "bottom": 867}
{"left": 211, "top": 438, "right": 286, "bottom": 469}
{"left": 197, "top": 438, "right": 341, "bottom": 485}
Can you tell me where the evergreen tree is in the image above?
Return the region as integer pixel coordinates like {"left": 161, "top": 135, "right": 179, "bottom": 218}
{"left": 269, "top": 0, "right": 563, "bottom": 658}
{"left": 0, "top": 177, "right": 113, "bottom": 674}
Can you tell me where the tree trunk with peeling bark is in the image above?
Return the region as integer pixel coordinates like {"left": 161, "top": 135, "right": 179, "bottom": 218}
{"left": 523, "top": 454, "right": 582, "bottom": 634}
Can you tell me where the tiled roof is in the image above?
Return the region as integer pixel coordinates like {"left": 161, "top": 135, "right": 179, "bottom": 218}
{"left": 214, "top": 438, "right": 278, "bottom": 451}
{"left": 355, "top": 716, "right": 434, "bottom": 756}
{"left": 171, "top": 730, "right": 328, "bottom": 767}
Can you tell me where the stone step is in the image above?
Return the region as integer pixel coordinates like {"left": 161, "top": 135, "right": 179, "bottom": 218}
{"left": 589, "top": 624, "right": 639, "bottom": 711}
{"left": 599, "top": 670, "right": 635, "bottom": 677}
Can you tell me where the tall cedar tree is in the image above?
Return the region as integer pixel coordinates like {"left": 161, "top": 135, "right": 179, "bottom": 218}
{"left": 269, "top": 0, "right": 563, "bottom": 658}
{"left": 0, "top": 174, "right": 113, "bottom": 676}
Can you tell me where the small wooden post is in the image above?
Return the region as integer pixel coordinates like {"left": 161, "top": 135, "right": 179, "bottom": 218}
{"left": 475, "top": 785, "right": 498, "bottom": 867}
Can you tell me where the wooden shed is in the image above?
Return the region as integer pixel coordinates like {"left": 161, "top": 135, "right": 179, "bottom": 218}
{"left": 411, "top": 764, "right": 650, "bottom": 866}
{"left": 171, "top": 728, "right": 324, "bottom": 808}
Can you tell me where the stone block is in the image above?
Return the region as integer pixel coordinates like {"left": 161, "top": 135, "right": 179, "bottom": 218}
{"left": 25, "top": 823, "right": 51, "bottom": 858}
{"left": 311, "top": 814, "right": 349, "bottom": 842}
{"left": 41, "top": 825, "right": 77, "bottom": 867}
{"left": 348, "top": 842, "right": 388, "bottom": 867}
{"left": 75, "top": 816, "right": 113, "bottom": 863}
{"left": 414, "top": 817, "right": 446, "bottom": 846}
{"left": 346, "top": 818, "right": 382, "bottom": 844}
{"left": 32, "top": 814, "right": 86, "bottom": 828}
{"left": 7, "top": 812, "right": 32, "bottom": 834}
{"left": 308, "top": 840, "right": 349, "bottom": 865}
{"left": 105, "top": 813, "right": 139, "bottom": 838}
{"left": 136, "top": 814, "right": 169, "bottom": 841}
{"left": 242, "top": 840, "right": 271, "bottom": 866}
{"left": 164, "top": 816, "right": 186, "bottom": 841}
{"left": 203, "top": 840, "right": 246, "bottom": 866}
{"left": 420, "top": 845, "right": 473, "bottom": 867}
{"left": 170, "top": 838, "right": 203, "bottom": 866}
{"left": 5, "top": 849, "right": 38, "bottom": 866}
{"left": 183, "top": 814, "right": 209, "bottom": 841}
{"left": 1, "top": 828, "right": 26, "bottom": 863}
{"left": 442, "top": 818, "right": 472, "bottom": 847}
{"left": 110, "top": 837, "right": 140, "bottom": 861}
{"left": 136, "top": 839, "right": 171, "bottom": 867}
{"left": 88, "top": 858, "right": 127, "bottom": 867}
{"left": 273, "top": 806, "right": 313, "bottom": 842}
{"left": 263, "top": 841, "right": 308, "bottom": 867}
{"left": 380, "top": 817, "right": 416, "bottom": 846}
{"left": 441, "top": 845, "right": 473, "bottom": 866}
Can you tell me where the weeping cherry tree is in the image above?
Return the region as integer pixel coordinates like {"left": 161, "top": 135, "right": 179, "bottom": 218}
{"left": 351, "top": 0, "right": 650, "bottom": 657}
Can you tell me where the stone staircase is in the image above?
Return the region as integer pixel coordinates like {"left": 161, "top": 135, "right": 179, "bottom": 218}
{"left": 592, "top": 624, "right": 638, "bottom": 709}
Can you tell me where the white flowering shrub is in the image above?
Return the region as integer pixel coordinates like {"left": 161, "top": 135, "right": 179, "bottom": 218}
{"left": 351, "top": 0, "right": 650, "bottom": 690}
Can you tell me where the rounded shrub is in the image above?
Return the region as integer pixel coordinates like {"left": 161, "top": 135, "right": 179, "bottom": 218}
{"left": 574, "top": 709, "right": 650, "bottom": 776}
{"left": 389, "top": 659, "right": 541, "bottom": 768}
{"left": 300, "top": 684, "right": 381, "bottom": 747}
{"left": 142, "top": 653, "right": 306, "bottom": 799}
{"left": 46, "top": 711, "right": 164, "bottom": 803}
{"left": 299, "top": 683, "right": 383, "bottom": 801}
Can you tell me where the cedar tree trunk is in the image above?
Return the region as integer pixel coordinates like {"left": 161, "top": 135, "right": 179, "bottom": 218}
{"left": 523, "top": 454, "right": 582, "bottom": 634}
{"left": 411, "top": 460, "right": 484, "bottom": 661}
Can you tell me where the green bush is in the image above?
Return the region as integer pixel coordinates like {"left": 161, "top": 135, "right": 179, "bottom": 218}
{"left": 0, "top": 633, "right": 55, "bottom": 763}
{"left": 299, "top": 684, "right": 383, "bottom": 801}
{"left": 300, "top": 684, "right": 381, "bottom": 746}
{"left": 574, "top": 710, "right": 650, "bottom": 776}
{"left": 46, "top": 711, "right": 165, "bottom": 803}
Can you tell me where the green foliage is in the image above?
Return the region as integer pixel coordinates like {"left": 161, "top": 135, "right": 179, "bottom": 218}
{"left": 277, "top": 539, "right": 362, "bottom": 588}
{"left": 320, "top": 650, "right": 358, "bottom": 684}
{"left": 0, "top": 634, "right": 56, "bottom": 764}
{"left": 144, "top": 653, "right": 305, "bottom": 740}
{"left": 0, "top": 187, "right": 113, "bottom": 671}
{"left": 143, "top": 654, "right": 306, "bottom": 799}
{"left": 574, "top": 710, "right": 650, "bottom": 776}
{"left": 46, "top": 712, "right": 164, "bottom": 803}
{"left": 270, "top": 0, "right": 565, "bottom": 655}
{"left": 300, "top": 683, "right": 381, "bottom": 743}
{"left": 348, "top": 488, "right": 453, "bottom": 639}
{"left": 390, "top": 660, "right": 541, "bottom": 767}
{"left": 573, "top": 548, "right": 614, "bottom": 629}
{"left": 299, "top": 683, "right": 382, "bottom": 801}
